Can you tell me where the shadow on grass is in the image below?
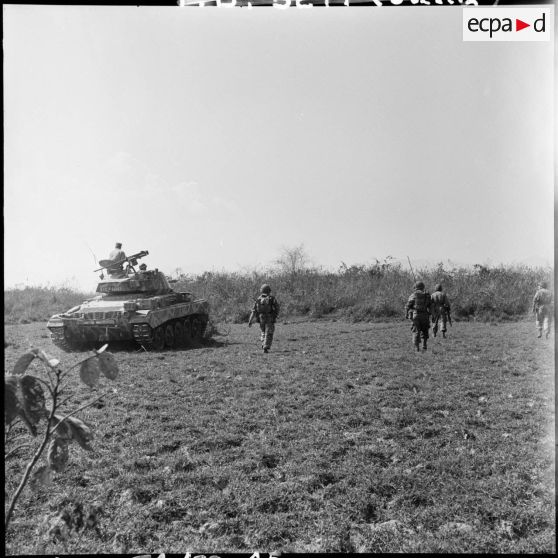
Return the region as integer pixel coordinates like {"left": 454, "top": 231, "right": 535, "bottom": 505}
{"left": 201, "top": 337, "right": 242, "bottom": 348}
{"left": 96, "top": 337, "right": 240, "bottom": 353}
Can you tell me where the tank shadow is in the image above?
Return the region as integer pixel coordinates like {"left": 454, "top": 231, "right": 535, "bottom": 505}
{"left": 94, "top": 337, "right": 233, "bottom": 353}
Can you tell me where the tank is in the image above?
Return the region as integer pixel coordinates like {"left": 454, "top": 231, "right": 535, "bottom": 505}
{"left": 47, "top": 250, "right": 209, "bottom": 351}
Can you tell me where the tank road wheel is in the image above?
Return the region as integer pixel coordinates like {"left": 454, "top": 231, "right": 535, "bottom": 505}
{"left": 164, "top": 324, "right": 176, "bottom": 349}
{"left": 151, "top": 326, "right": 165, "bottom": 351}
{"left": 174, "top": 321, "right": 184, "bottom": 348}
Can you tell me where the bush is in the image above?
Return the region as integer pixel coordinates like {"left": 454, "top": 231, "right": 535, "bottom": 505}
{"left": 5, "top": 346, "right": 119, "bottom": 534}
{"left": 179, "top": 262, "right": 551, "bottom": 323}
{"left": 5, "top": 287, "right": 95, "bottom": 325}
{"left": 5, "top": 263, "right": 552, "bottom": 324}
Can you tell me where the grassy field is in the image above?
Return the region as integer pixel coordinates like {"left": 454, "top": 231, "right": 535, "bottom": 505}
{"left": 4, "top": 319, "right": 555, "bottom": 554}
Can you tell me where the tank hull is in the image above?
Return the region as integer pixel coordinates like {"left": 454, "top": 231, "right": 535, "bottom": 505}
{"left": 47, "top": 294, "right": 209, "bottom": 352}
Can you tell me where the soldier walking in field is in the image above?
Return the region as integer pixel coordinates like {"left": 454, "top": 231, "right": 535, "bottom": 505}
{"left": 532, "top": 281, "right": 553, "bottom": 339}
{"left": 405, "top": 281, "right": 432, "bottom": 352}
{"left": 249, "top": 284, "right": 280, "bottom": 353}
{"left": 431, "top": 284, "right": 451, "bottom": 339}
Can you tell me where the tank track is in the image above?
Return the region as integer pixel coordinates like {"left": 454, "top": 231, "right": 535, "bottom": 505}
{"left": 49, "top": 328, "right": 88, "bottom": 352}
{"left": 132, "top": 315, "right": 208, "bottom": 351}
{"left": 131, "top": 323, "right": 157, "bottom": 351}
{"left": 135, "top": 337, "right": 157, "bottom": 352}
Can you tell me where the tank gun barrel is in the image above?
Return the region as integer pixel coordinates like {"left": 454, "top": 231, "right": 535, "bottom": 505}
{"left": 94, "top": 250, "right": 149, "bottom": 272}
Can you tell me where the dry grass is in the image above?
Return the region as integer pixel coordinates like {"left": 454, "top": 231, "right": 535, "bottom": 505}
{"left": 4, "top": 319, "right": 554, "bottom": 554}
{"left": 178, "top": 264, "right": 552, "bottom": 323}
{"left": 4, "top": 264, "right": 551, "bottom": 326}
{"left": 4, "top": 287, "right": 95, "bottom": 325}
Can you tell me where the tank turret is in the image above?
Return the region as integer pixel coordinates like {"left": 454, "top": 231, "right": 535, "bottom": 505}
{"left": 96, "top": 269, "right": 173, "bottom": 295}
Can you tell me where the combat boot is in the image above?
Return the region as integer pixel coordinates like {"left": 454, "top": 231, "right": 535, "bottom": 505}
{"left": 422, "top": 342, "right": 427, "bottom": 352}
{"left": 415, "top": 344, "right": 420, "bottom": 352}
{"left": 442, "top": 331, "right": 446, "bottom": 339}
{"left": 537, "top": 331, "right": 542, "bottom": 338}
{"left": 263, "top": 348, "right": 269, "bottom": 353}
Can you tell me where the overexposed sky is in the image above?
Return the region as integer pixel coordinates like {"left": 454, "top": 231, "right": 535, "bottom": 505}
{"left": 4, "top": 5, "right": 554, "bottom": 291}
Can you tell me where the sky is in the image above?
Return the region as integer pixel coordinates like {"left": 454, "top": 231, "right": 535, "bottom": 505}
{"left": 3, "top": 4, "right": 554, "bottom": 292}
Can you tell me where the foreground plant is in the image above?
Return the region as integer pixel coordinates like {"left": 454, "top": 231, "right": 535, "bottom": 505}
{"left": 4, "top": 345, "right": 119, "bottom": 532}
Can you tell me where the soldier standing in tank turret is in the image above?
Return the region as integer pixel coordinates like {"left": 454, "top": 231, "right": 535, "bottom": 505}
{"left": 108, "top": 242, "right": 127, "bottom": 276}
{"left": 405, "top": 281, "right": 432, "bottom": 352}
{"left": 532, "top": 281, "right": 553, "bottom": 339}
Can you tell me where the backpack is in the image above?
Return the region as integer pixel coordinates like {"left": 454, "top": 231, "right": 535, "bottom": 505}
{"left": 537, "top": 289, "right": 553, "bottom": 306}
{"left": 414, "top": 291, "right": 430, "bottom": 313}
{"left": 256, "top": 294, "right": 274, "bottom": 314}
{"left": 431, "top": 291, "right": 447, "bottom": 309}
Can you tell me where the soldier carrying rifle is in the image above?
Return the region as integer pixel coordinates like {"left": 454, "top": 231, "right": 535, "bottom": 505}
{"left": 431, "top": 283, "right": 452, "bottom": 339}
{"left": 249, "top": 284, "right": 280, "bottom": 354}
{"left": 405, "top": 281, "right": 432, "bottom": 352}
{"left": 532, "top": 281, "right": 553, "bottom": 339}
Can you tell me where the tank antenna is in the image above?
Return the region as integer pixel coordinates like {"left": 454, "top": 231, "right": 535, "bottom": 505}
{"left": 83, "top": 240, "right": 98, "bottom": 266}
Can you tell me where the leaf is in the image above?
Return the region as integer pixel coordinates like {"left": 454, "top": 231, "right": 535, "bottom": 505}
{"left": 4, "top": 376, "right": 21, "bottom": 424}
{"left": 97, "top": 352, "right": 119, "bottom": 380}
{"left": 80, "top": 358, "right": 101, "bottom": 388}
{"left": 19, "top": 375, "right": 46, "bottom": 425}
{"left": 48, "top": 437, "right": 70, "bottom": 473}
{"left": 30, "top": 464, "right": 52, "bottom": 491}
{"left": 19, "top": 412, "right": 38, "bottom": 436}
{"left": 12, "top": 352, "right": 36, "bottom": 375}
{"left": 65, "top": 416, "right": 94, "bottom": 451}
{"left": 52, "top": 414, "right": 73, "bottom": 440}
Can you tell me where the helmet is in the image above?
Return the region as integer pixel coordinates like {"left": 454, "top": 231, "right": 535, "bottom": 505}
{"left": 414, "top": 281, "right": 425, "bottom": 290}
{"left": 435, "top": 284, "right": 443, "bottom": 292}
{"left": 539, "top": 281, "right": 548, "bottom": 289}
{"left": 115, "top": 242, "right": 122, "bottom": 248}
{"left": 260, "top": 284, "right": 271, "bottom": 294}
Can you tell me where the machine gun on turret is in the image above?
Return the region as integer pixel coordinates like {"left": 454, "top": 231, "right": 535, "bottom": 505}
{"left": 95, "top": 250, "right": 149, "bottom": 278}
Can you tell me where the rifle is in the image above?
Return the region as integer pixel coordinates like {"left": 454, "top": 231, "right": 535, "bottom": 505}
{"left": 248, "top": 310, "right": 258, "bottom": 327}
{"left": 95, "top": 250, "right": 149, "bottom": 273}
